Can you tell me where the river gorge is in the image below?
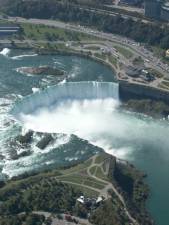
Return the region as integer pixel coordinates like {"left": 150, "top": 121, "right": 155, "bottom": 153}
{"left": 0, "top": 49, "right": 168, "bottom": 225}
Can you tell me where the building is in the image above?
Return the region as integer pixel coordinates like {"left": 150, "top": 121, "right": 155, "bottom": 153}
{"left": 119, "top": 0, "right": 140, "bottom": 6}
{"left": 0, "top": 24, "right": 20, "bottom": 36}
{"left": 144, "top": 0, "right": 161, "bottom": 20}
{"left": 125, "top": 65, "right": 155, "bottom": 82}
{"left": 144, "top": 0, "right": 169, "bottom": 21}
{"left": 165, "top": 49, "right": 169, "bottom": 58}
{"left": 76, "top": 195, "right": 104, "bottom": 209}
{"left": 161, "top": 3, "right": 169, "bottom": 21}
{"left": 77, "top": 196, "right": 85, "bottom": 204}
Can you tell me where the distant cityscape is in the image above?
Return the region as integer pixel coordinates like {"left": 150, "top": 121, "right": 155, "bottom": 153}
{"left": 118, "top": 0, "right": 169, "bottom": 21}
{"left": 145, "top": 0, "right": 169, "bottom": 21}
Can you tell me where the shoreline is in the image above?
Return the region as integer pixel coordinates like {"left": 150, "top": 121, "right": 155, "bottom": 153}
{"left": 7, "top": 43, "right": 169, "bottom": 118}
{"left": 34, "top": 46, "right": 169, "bottom": 104}
{"left": 3, "top": 42, "right": 169, "bottom": 105}
{"left": 0, "top": 151, "right": 153, "bottom": 225}
{"left": 0, "top": 46, "right": 155, "bottom": 224}
{"left": 4, "top": 43, "right": 169, "bottom": 118}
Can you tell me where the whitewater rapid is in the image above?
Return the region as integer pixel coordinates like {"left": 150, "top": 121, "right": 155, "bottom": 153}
{"left": 11, "top": 54, "right": 38, "bottom": 60}
{"left": 0, "top": 50, "right": 118, "bottom": 178}
{"left": 0, "top": 48, "right": 38, "bottom": 60}
{"left": 0, "top": 48, "right": 10, "bottom": 57}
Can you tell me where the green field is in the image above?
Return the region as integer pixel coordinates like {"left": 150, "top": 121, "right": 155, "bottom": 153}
{"left": 108, "top": 55, "right": 118, "bottom": 68}
{"left": 21, "top": 23, "right": 98, "bottom": 42}
{"left": 94, "top": 52, "right": 107, "bottom": 60}
{"left": 113, "top": 45, "right": 133, "bottom": 58}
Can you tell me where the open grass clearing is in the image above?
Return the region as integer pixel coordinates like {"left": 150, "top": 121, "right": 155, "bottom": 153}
{"left": 67, "top": 183, "right": 99, "bottom": 197}
{"left": 95, "top": 167, "right": 109, "bottom": 182}
{"left": 108, "top": 55, "right": 117, "bottom": 68}
{"left": 95, "top": 153, "right": 110, "bottom": 164}
{"left": 61, "top": 159, "right": 92, "bottom": 175}
{"left": 21, "top": 23, "right": 98, "bottom": 42}
{"left": 94, "top": 52, "right": 107, "bottom": 60}
{"left": 89, "top": 166, "right": 97, "bottom": 175}
{"left": 113, "top": 45, "right": 133, "bottom": 58}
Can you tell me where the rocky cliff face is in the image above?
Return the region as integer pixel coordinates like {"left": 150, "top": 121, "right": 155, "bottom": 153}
{"left": 119, "top": 80, "right": 169, "bottom": 104}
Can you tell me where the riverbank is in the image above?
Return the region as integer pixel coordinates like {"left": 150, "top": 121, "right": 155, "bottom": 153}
{"left": 35, "top": 44, "right": 169, "bottom": 108}
{"left": 3, "top": 41, "right": 169, "bottom": 118}
{"left": 2, "top": 39, "right": 169, "bottom": 105}
{"left": 0, "top": 48, "right": 168, "bottom": 225}
{"left": 0, "top": 150, "right": 153, "bottom": 225}
{"left": 5, "top": 40, "right": 169, "bottom": 119}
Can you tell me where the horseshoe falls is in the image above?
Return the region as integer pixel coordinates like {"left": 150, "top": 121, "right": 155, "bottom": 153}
{"left": 0, "top": 51, "right": 168, "bottom": 225}
{"left": 11, "top": 81, "right": 119, "bottom": 117}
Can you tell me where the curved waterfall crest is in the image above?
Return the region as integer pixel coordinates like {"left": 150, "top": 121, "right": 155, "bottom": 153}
{"left": 10, "top": 81, "right": 119, "bottom": 117}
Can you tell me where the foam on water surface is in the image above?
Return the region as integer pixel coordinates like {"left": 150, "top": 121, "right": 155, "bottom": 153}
{"left": 0, "top": 48, "right": 11, "bottom": 57}
{"left": 11, "top": 54, "right": 38, "bottom": 60}
{"left": 10, "top": 81, "right": 169, "bottom": 162}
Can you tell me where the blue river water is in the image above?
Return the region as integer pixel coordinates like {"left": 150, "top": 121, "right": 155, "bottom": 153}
{"left": 0, "top": 49, "right": 168, "bottom": 225}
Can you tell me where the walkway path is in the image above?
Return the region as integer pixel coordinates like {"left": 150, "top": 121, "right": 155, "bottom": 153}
{"left": 87, "top": 155, "right": 139, "bottom": 225}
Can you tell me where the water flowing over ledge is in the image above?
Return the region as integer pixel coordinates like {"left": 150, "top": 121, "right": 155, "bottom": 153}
{"left": 10, "top": 81, "right": 119, "bottom": 118}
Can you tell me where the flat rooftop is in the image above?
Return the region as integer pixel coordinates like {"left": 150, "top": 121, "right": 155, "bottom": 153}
{"left": 0, "top": 23, "right": 20, "bottom": 29}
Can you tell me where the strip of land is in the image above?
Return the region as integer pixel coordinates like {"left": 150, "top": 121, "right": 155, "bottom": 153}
{"left": 1, "top": 17, "right": 169, "bottom": 103}
{"left": 0, "top": 152, "right": 152, "bottom": 225}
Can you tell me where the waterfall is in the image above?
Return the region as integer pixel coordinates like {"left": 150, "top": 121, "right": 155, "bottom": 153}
{"left": 10, "top": 81, "right": 119, "bottom": 118}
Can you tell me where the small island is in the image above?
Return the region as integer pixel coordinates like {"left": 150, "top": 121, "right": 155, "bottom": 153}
{"left": 17, "top": 66, "right": 65, "bottom": 76}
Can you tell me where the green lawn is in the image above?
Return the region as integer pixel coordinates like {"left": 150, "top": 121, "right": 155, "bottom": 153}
{"left": 95, "top": 153, "right": 109, "bottom": 164}
{"left": 20, "top": 23, "right": 97, "bottom": 42}
{"left": 113, "top": 45, "right": 133, "bottom": 58}
{"left": 61, "top": 158, "right": 92, "bottom": 175}
{"left": 108, "top": 55, "right": 117, "bottom": 68}
{"left": 95, "top": 167, "right": 108, "bottom": 181}
{"left": 89, "top": 165, "right": 97, "bottom": 175}
{"left": 58, "top": 174, "right": 106, "bottom": 190}
{"left": 94, "top": 52, "right": 107, "bottom": 60}
{"left": 69, "top": 183, "right": 99, "bottom": 197}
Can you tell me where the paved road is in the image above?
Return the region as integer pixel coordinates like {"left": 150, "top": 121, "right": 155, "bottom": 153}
{"left": 106, "top": 3, "right": 144, "bottom": 14}
{"left": 42, "top": 2, "right": 149, "bottom": 24}
{"left": 87, "top": 155, "right": 139, "bottom": 225}
{"left": 33, "top": 211, "right": 92, "bottom": 225}
{"left": 7, "top": 16, "right": 169, "bottom": 78}
{"left": 55, "top": 179, "right": 101, "bottom": 194}
{"left": 52, "top": 154, "right": 139, "bottom": 225}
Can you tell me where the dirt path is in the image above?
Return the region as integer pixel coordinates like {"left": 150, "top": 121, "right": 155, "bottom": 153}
{"left": 54, "top": 179, "right": 100, "bottom": 194}
{"left": 87, "top": 155, "right": 139, "bottom": 225}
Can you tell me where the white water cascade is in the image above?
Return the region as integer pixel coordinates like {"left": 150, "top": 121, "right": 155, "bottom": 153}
{"left": 11, "top": 81, "right": 119, "bottom": 118}
{"left": 9, "top": 80, "right": 169, "bottom": 165}
{"left": 0, "top": 48, "right": 10, "bottom": 57}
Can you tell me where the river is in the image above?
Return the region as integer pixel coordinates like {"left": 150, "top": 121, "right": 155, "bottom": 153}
{"left": 0, "top": 49, "right": 168, "bottom": 225}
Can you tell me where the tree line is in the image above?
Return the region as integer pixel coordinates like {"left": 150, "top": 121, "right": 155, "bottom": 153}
{"left": 1, "top": 0, "right": 169, "bottom": 50}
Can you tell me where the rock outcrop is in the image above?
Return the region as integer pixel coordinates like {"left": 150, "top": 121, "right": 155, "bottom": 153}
{"left": 17, "top": 66, "right": 65, "bottom": 76}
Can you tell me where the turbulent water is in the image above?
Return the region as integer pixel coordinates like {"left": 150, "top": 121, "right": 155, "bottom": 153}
{"left": 0, "top": 49, "right": 115, "bottom": 178}
{"left": 0, "top": 48, "right": 10, "bottom": 57}
{"left": 0, "top": 49, "right": 168, "bottom": 225}
{"left": 11, "top": 81, "right": 119, "bottom": 116}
